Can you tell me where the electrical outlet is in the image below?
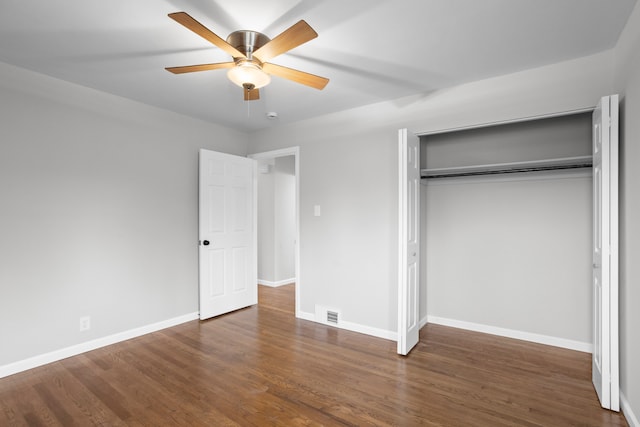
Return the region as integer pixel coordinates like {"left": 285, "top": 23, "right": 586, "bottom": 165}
{"left": 79, "top": 316, "right": 91, "bottom": 332}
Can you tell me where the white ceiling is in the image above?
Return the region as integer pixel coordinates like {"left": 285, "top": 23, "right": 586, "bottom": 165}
{"left": 0, "top": 0, "right": 636, "bottom": 132}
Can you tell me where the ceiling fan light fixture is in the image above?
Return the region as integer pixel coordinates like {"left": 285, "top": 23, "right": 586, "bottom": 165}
{"left": 166, "top": 13, "right": 329, "bottom": 100}
{"left": 227, "top": 62, "right": 271, "bottom": 89}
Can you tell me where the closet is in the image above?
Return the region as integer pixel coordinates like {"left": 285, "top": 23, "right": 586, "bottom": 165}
{"left": 419, "top": 112, "right": 593, "bottom": 350}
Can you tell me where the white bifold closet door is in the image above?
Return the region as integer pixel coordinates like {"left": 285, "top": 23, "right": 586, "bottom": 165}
{"left": 592, "top": 94, "right": 619, "bottom": 411}
{"left": 398, "top": 128, "right": 420, "bottom": 355}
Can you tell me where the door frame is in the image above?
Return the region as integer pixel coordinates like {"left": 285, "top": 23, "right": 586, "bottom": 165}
{"left": 249, "top": 147, "right": 301, "bottom": 317}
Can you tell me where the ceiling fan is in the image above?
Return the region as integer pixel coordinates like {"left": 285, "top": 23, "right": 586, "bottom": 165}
{"left": 165, "top": 12, "right": 329, "bottom": 101}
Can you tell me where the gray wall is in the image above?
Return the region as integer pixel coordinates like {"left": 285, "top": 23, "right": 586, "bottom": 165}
{"left": 423, "top": 174, "right": 592, "bottom": 343}
{"left": 257, "top": 160, "right": 276, "bottom": 282}
{"left": 274, "top": 156, "right": 296, "bottom": 281}
{"left": 421, "top": 113, "right": 592, "bottom": 168}
{"left": 0, "top": 61, "right": 248, "bottom": 366}
{"left": 257, "top": 156, "right": 296, "bottom": 283}
{"left": 266, "top": 131, "right": 399, "bottom": 333}
{"left": 614, "top": 2, "right": 640, "bottom": 421}
{"left": 251, "top": 128, "right": 400, "bottom": 335}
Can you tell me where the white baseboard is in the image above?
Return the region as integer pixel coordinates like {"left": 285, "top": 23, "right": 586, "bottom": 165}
{"left": 622, "top": 392, "right": 640, "bottom": 427}
{"left": 295, "top": 312, "right": 591, "bottom": 352}
{"left": 420, "top": 315, "right": 429, "bottom": 329}
{"left": 0, "top": 312, "right": 199, "bottom": 379}
{"left": 297, "top": 310, "right": 396, "bottom": 341}
{"left": 258, "top": 278, "right": 296, "bottom": 287}
{"left": 296, "top": 310, "right": 315, "bottom": 322}
{"left": 426, "top": 315, "right": 593, "bottom": 353}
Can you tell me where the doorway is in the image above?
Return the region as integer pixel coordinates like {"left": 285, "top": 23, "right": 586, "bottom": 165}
{"left": 249, "top": 147, "right": 300, "bottom": 317}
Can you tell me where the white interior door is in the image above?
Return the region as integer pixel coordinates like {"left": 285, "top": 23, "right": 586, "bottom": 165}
{"left": 199, "top": 149, "right": 257, "bottom": 320}
{"left": 398, "top": 128, "right": 420, "bottom": 355}
{"left": 592, "top": 95, "right": 619, "bottom": 411}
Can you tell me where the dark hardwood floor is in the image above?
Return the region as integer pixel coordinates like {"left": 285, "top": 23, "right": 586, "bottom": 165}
{"left": 0, "top": 284, "right": 628, "bottom": 426}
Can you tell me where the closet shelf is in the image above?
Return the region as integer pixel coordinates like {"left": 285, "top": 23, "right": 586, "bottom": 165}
{"left": 421, "top": 155, "right": 593, "bottom": 179}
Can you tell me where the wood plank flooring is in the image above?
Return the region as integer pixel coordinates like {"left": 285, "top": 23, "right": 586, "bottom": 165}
{"left": 0, "top": 284, "right": 628, "bottom": 426}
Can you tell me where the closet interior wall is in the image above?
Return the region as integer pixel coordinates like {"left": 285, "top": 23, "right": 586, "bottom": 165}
{"left": 419, "top": 112, "right": 594, "bottom": 349}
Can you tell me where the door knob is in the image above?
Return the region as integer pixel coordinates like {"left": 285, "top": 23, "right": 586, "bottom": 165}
{"left": 203, "top": 240, "right": 210, "bottom": 246}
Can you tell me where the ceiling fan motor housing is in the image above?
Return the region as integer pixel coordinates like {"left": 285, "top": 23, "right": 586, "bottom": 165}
{"left": 226, "top": 30, "right": 270, "bottom": 61}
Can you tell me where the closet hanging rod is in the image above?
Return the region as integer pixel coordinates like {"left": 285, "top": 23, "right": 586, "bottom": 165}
{"left": 421, "top": 155, "right": 592, "bottom": 179}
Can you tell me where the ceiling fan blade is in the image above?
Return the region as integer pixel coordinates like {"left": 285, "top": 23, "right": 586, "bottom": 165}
{"left": 253, "top": 20, "right": 317, "bottom": 63}
{"left": 262, "top": 63, "right": 329, "bottom": 90}
{"left": 165, "top": 62, "right": 235, "bottom": 74}
{"left": 244, "top": 87, "right": 260, "bottom": 101}
{"left": 169, "top": 12, "right": 246, "bottom": 59}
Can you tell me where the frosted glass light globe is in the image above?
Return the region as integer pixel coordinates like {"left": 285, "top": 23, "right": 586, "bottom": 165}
{"left": 227, "top": 63, "right": 271, "bottom": 89}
